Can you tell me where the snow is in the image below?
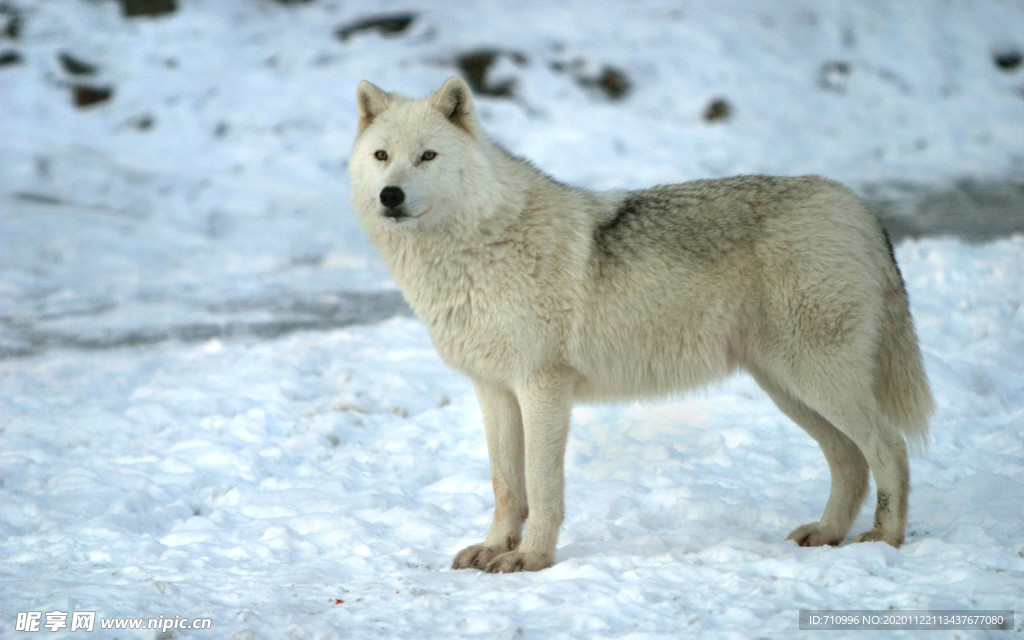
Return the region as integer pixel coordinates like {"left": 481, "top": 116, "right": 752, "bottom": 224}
{"left": 1, "top": 0, "right": 1023, "bottom": 637}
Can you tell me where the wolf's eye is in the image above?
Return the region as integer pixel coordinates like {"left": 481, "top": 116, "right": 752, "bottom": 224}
{"left": 374, "top": 150, "right": 388, "bottom": 161}
{"left": 421, "top": 150, "right": 437, "bottom": 162}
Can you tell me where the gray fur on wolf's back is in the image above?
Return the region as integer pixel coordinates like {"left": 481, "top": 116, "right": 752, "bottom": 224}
{"left": 598, "top": 177, "right": 817, "bottom": 265}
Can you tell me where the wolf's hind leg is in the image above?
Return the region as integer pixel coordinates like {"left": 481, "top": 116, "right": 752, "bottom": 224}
{"left": 787, "top": 376, "right": 910, "bottom": 547}
{"left": 751, "top": 369, "right": 870, "bottom": 546}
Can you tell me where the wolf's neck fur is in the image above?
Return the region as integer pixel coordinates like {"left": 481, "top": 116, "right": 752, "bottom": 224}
{"left": 368, "top": 140, "right": 604, "bottom": 350}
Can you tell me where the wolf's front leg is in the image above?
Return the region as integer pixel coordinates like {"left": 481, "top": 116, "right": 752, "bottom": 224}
{"left": 452, "top": 382, "right": 528, "bottom": 570}
{"left": 482, "top": 368, "right": 575, "bottom": 573}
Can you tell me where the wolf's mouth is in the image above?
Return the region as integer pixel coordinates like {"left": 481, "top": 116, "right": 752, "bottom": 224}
{"left": 381, "top": 206, "right": 429, "bottom": 222}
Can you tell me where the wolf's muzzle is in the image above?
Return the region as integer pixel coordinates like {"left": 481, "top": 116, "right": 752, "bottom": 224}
{"left": 379, "top": 186, "right": 407, "bottom": 218}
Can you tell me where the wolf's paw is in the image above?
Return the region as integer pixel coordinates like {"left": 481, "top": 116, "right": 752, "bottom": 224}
{"left": 452, "top": 544, "right": 509, "bottom": 570}
{"left": 483, "top": 550, "right": 554, "bottom": 573}
{"left": 454, "top": 544, "right": 505, "bottom": 569}
{"left": 787, "top": 522, "right": 845, "bottom": 547}
{"left": 854, "top": 529, "right": 903, "bottom": 547}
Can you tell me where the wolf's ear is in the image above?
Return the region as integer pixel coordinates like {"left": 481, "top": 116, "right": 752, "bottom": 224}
{"left": 357, "top": 81, "right": 391, "bottom": 133}
{"left": 431, "top": 76, "right": 478, "bottom": 137}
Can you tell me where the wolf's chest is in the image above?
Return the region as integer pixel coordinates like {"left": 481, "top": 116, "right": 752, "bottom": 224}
{"left": 415, "top": 289, "right": 531, "bottom": 382}
{"left": 383, "top": 233, "right": 562, "bottom": 382}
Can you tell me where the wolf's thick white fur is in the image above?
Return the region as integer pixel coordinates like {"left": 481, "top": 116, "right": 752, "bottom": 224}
{"left": 350, "top": 77, "right": 934, "bottom": 573}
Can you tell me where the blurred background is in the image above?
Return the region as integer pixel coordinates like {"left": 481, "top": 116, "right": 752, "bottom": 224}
{"left": 1, "top": 0, "right": 1022, "bottom": 356}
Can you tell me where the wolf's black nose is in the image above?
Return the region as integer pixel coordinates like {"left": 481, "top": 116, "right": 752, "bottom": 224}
{"left": 380, "top": 186, "right": 405, "bottom": 209}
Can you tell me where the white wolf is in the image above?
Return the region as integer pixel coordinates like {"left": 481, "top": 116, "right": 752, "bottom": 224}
{"left": 349, "top": 77, "right": 934, "bottom": 573}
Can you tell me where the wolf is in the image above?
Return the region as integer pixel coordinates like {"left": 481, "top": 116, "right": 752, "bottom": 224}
{"left": 349, "top": 77, "right": 934, "bottom": 573}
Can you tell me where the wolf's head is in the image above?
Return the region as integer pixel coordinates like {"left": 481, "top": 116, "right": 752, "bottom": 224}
{"left": 350, "top": 77, "right": 501, "bottom": 230}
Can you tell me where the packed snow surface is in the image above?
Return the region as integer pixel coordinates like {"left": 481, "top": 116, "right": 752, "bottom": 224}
{"left": 1, "top": 1, "right": 1023, "bottom": 638}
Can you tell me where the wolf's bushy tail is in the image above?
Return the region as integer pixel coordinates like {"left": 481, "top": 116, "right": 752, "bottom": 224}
{"left": 873, "top": 259, "right": 934, "bottom": 449}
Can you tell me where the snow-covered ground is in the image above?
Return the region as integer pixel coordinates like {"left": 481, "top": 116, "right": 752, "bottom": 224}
{"left": 1, "top": 1, "right": 1022, "bottom": 637}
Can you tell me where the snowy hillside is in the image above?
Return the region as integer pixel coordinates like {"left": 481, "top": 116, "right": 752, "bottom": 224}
{"left": 1, "top": 1, "right": 1023, "bottom": 638}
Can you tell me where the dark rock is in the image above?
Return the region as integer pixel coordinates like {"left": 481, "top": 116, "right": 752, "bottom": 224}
{"left": 0, "top": 49, "right": 20, "bottom": 66}
{"left": 335, "top": 13, "right": 415, "bottom": 41}
{"left": 1, "top": 3, "right": 21, "bottom": 39}
{"left": 120, "top": 0, "right": 177, "bottom": 18}
{"left": 550, "top": 58, "right": 631, "bottom": 101}
{"left": 703, "top": 97, "right": 732, "bottom": 122}
{"left": 455, "top": 49, "right": 526, "bottom": 97}
{"left": 73, "top": 84, "right": 114, "bottom": 108}
{"left": 59, "top": 52, "right": 98, "bottom": 76}
{"left": 579, "top": 65, "right": 630, "bottom": 100}
{"left": 993, "top": 47, "right": 1022, "bottom": 72}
